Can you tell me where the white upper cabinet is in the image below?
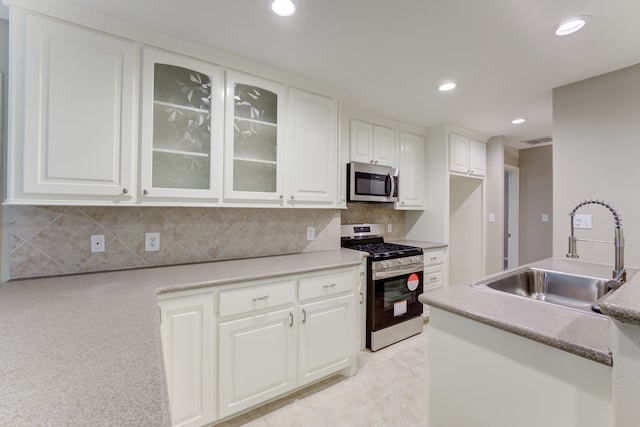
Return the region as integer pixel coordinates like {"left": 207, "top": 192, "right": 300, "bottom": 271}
{"left": 396, "top": 130, "right": 426, "bottom": 209}
{"left": 224, "top": 71, "right": 286, "bottom": 203}
{"left": 449, "top": 132, "right": 486, "bottom": 177}
{"left": 286, "top": 88, "right": 338, "bottom": 206}
{"left": 140, "top": 49, "right": 224, "bottom": 202}
{"left": 349, "top": 119, "right": 397, "bottom": 167}
{"left": 7, "top": 11, "right": 137, "bottom": 203}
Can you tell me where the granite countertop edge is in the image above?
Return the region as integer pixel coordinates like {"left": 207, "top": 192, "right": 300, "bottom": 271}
{"left": 420, "top": 257, "right": 631, "bottom": 367}
{"left": 423, "top": 296, "right": 612, "bottom": 366}
{"left": 0, "top": 248, "right": 366, "bottom": 426}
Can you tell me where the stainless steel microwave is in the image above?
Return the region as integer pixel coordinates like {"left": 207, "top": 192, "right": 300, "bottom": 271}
{"left": 347, "top": 162, "right": 399, "bottom": 202}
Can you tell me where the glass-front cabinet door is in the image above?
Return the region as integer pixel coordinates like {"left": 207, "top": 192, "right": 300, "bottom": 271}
{"left": 140, "top": 48, "right": 223, "bottom": 201}
{"left": 224, "top": 71, "right": 285, "bottom": 202}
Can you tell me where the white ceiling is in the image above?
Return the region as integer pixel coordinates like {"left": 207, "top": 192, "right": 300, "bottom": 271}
{"left": 47, "top": 1, "right": 640, "bottom": 148}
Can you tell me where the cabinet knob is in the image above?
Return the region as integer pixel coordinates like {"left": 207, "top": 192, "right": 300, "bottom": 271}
{"left": 374, "top": 160, "right": 379, "bottom": 164}
{"left": 401, "top": 201, "right": 405, "bottom": 205}
{"left": 369, "top": 160, "right": 374, "bottom": 164}
{"left": 279, "top": 195, "right": 284, "bottom": 199}
{"left": 122, "top": 188, "right": 128, "bottom": 194}
{"left": 290, "top": 195, "right": 294, "bottom": 200}
{"left": 143, "top": 189, "right": 149, "bottom": 195}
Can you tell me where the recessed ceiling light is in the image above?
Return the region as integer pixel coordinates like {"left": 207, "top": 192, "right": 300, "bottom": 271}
{"left": 272, "top": 0, "right": 295, "bottom": 16}
{"left": 553, "top": 15, "right": 591, "bottom": 36}
{"left": 511, "top": 118, "right": 526, "bottom": 124}
{"left": 438, "top": 81, "right": 457, "bottom": 92}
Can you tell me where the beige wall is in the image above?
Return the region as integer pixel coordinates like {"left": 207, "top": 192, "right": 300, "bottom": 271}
{"left": 519, "top": 145, "right": 553, "bottom": 264}
{"left": 504, "top": 146, "right": 519, "bottom": 167}
{"left": 485, "top": 136, "right": 504, "bottom": 274}
{"left": 553, "top": 63, "right": 640, "bottom": 268}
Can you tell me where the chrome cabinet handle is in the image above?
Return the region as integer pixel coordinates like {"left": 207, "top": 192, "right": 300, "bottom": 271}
{"left": 323, "top": 283, "right": 336, "bottom": 289}
{"left": 252, "top": 295, "right": 269, "bottom": 301}
{"left": 143, "top": 189, "right": 149, "bottom": 195}
{"left": 302, "top": 309, "right": 307, "bottom": 323}
{"left": 289, "top": 312, "right": 294, "bottom": 327}
{"left": 430, "top": 256, "right": 438, "bottom": 261}
{"left": 359, "top": 292, "right": 364, "bottom": 304}
{"left": 122, "top": 188, "right": 128, "bottom": 194}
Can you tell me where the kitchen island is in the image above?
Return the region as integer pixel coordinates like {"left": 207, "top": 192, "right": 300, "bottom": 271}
{"left": 420, "top": 257, "right": 640, "bottom": 427}
{"left": 0, "top": 249, "right": 365, "bottom": 426}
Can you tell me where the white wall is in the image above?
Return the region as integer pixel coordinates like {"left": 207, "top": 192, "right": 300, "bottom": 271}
{"left": 553, "top": 64, "right": 640, "bottom": 268}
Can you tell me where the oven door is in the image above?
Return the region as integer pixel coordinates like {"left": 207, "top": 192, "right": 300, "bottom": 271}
{"left": 370, "top": 265, "right": 424, "bottom": 331}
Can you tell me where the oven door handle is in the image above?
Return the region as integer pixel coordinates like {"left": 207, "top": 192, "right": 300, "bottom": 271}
{"left": 372, "top": 264, "right": 423, "bottom": 281}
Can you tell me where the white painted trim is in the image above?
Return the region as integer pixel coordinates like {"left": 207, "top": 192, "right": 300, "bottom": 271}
{"left": 505, "top": 165, "right": 520, "bottom": 269}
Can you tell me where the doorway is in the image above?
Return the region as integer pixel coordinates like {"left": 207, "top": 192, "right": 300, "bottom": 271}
{"left": 504, "top": 166, "right": 519, "bottom": 270}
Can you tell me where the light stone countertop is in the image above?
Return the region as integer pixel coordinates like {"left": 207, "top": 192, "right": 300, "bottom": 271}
{"left": 420, "top": 258, "right": 640, "bottom": 366}
{"left": 0, "top": 249, "right": 365, "bottom": 426}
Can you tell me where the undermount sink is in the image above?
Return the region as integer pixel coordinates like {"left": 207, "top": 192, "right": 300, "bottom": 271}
{"left": 470, "top": 267, "right": 614, "bottom": 315}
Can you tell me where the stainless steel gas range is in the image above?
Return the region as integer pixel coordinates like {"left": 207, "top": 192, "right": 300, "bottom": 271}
{"left": 341, "top": 224, "right": 424, "bottom": 351}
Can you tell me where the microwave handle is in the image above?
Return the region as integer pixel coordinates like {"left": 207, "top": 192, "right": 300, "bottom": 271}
{"left": 387, "top": 173, "right": 396, "bottom": 198}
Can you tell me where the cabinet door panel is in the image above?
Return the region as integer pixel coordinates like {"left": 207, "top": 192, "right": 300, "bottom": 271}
{"left": 218, "top": 307, "right": 296, "bottom": 418}
{"left": 20, "top": 13, "right": 135, "bottom": 198}
{"left": 373, "top": 125, "right": 396, "bottom": 167}
{"left": 397, "top": 130, "right": 425, "bottom": 209}
{"left": 469, "top": 139, "right": 486, "bottom": 177}
{"left": 160, "top": 294, "right": 215, "bottom": 427}
{"left": 448, "top": 133, "right": 469, "bottom": 174}
{"left": 140, "top": 48, "right": 224, "bottom": 200}
{"left": 287, "top": 89, "right": 337, "bottom": 204}
{"left": 224, "top": 71, "right": 285, "bottom": 202}
{"left": 349, "top": 119, "right": 374, "bottom": 163}
{"left": 299, "top": 294, "right": 355, "bottom": 386}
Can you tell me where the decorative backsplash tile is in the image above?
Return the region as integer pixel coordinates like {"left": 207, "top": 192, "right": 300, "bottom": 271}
{"left": 7, "top": 206, "right": 340, "bottom": 280}
{"left": 341, "top": 203, "right": 405, "bottom": 239}
{"left": 5, "top": 202, "right": 405, "bottom": 280}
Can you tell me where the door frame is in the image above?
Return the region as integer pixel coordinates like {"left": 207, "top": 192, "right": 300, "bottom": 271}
{"left": 504, "top": 165, "right": 520, "bottom": 269}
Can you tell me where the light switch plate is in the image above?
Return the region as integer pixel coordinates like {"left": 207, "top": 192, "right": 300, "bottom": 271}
{"left": 306, "top": 227, "right": 315, "bottom": 241}
{"left": 488, "top": 213, "right": 495, "bottom": 223}
{"left": 574, "top": 214, "right": 592, "bottom": 229}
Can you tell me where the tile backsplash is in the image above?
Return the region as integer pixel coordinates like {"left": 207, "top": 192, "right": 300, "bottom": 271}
{"left": 341, "top": 203, "right": 405, "bottom": 239}
{"left": 5, "top": 202, "right": 406, "bottom": 280}
{"left": 7, "top": 206, "right": 340, "bottom": 280}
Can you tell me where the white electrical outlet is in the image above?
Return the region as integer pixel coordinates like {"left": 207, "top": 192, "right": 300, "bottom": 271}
{"left": 387, "top": 224, "right": 393, "bottom": 233}
{"left": 306, "top": 226, "right": 315, "bottom": 241}
{"left": 488, "top": 213, "right": 496, "bottom": 223}
{"left": 90, "top": 235, "right": 105, "bottom": 253}
{"left": 574, "top": 214, "right": 592, "bottom": 229}
{"left": 542, "top": 214, "right": 549, "bottom": 223}
{"left": 145, "top": 232, "right": 160, "bottom": 252}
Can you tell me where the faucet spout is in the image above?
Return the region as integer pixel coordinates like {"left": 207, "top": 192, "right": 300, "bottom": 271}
{"left": 566, "top": 199, "right": 625, "bottom": 283}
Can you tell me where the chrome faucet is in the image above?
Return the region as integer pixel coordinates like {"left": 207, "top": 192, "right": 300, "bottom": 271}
{"left": 567, "top": 199, "right": 626, "bottom": 284}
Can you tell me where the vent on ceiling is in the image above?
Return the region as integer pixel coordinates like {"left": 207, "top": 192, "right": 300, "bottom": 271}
{"left": 522, "top": 136, "right": 553, "bottom": 145}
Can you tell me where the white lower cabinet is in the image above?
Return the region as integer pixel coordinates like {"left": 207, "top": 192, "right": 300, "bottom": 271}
{"left": 298, "top": 294, "right": 355, "bottom": 386}
{"left": 218, "top": 307, "right": 297, "bottom": 418}
{"left": 159, "top": 293, "right": 216, "bottom": 427}
{"left": 159, "top": 266, "right": 358, "bottom": 426}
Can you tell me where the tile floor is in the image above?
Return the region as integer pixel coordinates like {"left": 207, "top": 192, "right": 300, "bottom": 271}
{"left": 216, "top": 322, "right": 430, "bottom": 427}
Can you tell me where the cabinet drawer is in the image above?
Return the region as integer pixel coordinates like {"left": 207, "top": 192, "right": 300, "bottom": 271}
{"left": 424, "top": 265, "right": 443, "bottom": 290}
{"left": 424, "top": 249, "right": 445, "bottom": 266}
{"left": 298, "top": 270, "right": 355, "bottom": 301}
{"left": 219, "top": 280, "right": 296, "bottom": 317}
